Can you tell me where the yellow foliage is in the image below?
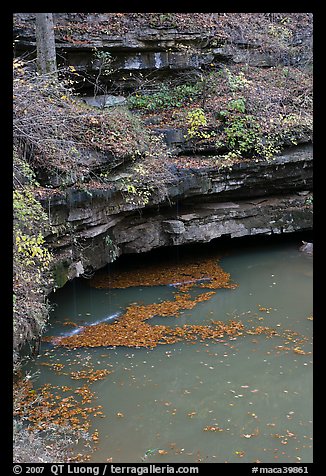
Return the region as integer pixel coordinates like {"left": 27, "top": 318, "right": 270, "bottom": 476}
{"left": 187, "top": 108, "right": 213, "bottom": 140}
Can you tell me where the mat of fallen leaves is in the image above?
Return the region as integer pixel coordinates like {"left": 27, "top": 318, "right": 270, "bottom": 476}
{"left": 43, "top": 253, "right": 312, "bottom": 355}
{"left": 46, "top": 254, "right": 242, "bottom": 349}
{"left": 88, "top": 254, "right": 235, "bottom": 290}
{"left": 13, "top": 380, "right": 103, "bottom": 435}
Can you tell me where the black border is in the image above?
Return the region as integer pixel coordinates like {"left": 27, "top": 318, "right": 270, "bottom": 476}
{"left": 7, "top": 4, "right": 319, "bottom": 474}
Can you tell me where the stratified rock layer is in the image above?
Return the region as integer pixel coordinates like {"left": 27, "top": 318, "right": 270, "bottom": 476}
{"left": 41, "top": 144, "right": 312, "bottom": 286}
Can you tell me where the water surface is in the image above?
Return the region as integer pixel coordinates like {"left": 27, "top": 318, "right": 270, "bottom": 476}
{"left": 26, "top": 239, "right": 313, "bottom": 463}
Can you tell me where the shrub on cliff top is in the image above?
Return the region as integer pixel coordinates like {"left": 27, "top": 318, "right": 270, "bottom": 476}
{"left": 13, "top": 60, "right": 167, "bottom": 186}
{"left": 13, "top": 149, "right": 53, "bottom": 365}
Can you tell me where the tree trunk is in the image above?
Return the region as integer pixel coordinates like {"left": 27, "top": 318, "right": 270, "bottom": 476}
{"left": 35, "top": 13, "right": 57, "bottom": 75}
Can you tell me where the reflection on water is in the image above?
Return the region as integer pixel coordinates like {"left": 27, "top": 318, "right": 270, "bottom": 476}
{"left": 25, "top": 239, "right": 313, "bottom": 463}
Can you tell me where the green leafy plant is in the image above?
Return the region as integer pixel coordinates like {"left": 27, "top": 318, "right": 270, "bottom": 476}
{"left": 225, "top": 68, "right": 251, "bottom": 92}
{"left": 128, "top": 83, "right": 201, "bottom": 111}
{"left": 305, "top": 195, "right": 313, "bottom": 205}
{"left": 93, "top": 50, "right": 113, "bottom": 76}
{"left": 223, "top": 113, "right": 260, "bottom": 155}
{"left": 118, "top": 177, "right": 152, "bottom": 207}
{"left": 13, "top": 151, "right": 53, "bottom": 360}
{"left": 104, "top": 235, "right": 119, "bottom": 261}
{"left": 147, "top": 13, "right": 178, "bottom": 28}
{"left": 228, "top": 97, "right": 246, "bottom": 113}
{"left": 186, "top": 108, "right": 215, "bottom": 140}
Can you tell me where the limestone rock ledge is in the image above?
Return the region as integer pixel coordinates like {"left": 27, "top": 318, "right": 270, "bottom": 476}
{"left": 112, "top": 194, "right": 312, "bottom": 253}
{"left": 42, "top": 144, "right": 312, "bottom": 287}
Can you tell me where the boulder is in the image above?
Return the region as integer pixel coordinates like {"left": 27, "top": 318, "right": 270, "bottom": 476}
{"left": 82, "top": 95, "right": 126, "bottom": 108}
{"left": 299, "top": 241, "right": 313, "bottom": 255}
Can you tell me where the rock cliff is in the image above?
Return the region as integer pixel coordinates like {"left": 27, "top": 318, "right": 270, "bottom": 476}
{"left": 13, "top": 13, "right": 313, "bottom": 288}
{"left": 40, "top": 144, "right": 312, "bottom": 287}
{"left": 13, "top": 13, "right": 313, "bottom": 92}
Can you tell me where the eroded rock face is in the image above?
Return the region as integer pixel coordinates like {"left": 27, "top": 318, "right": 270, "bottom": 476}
{"left": 13, "top": 13, "right": 312, "bottom": 91}
{"left": 41, "top": 144, "right": 313, "bottom": 287}
{"left": 111, "top": 195, "right": 312, "bottom": 254}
